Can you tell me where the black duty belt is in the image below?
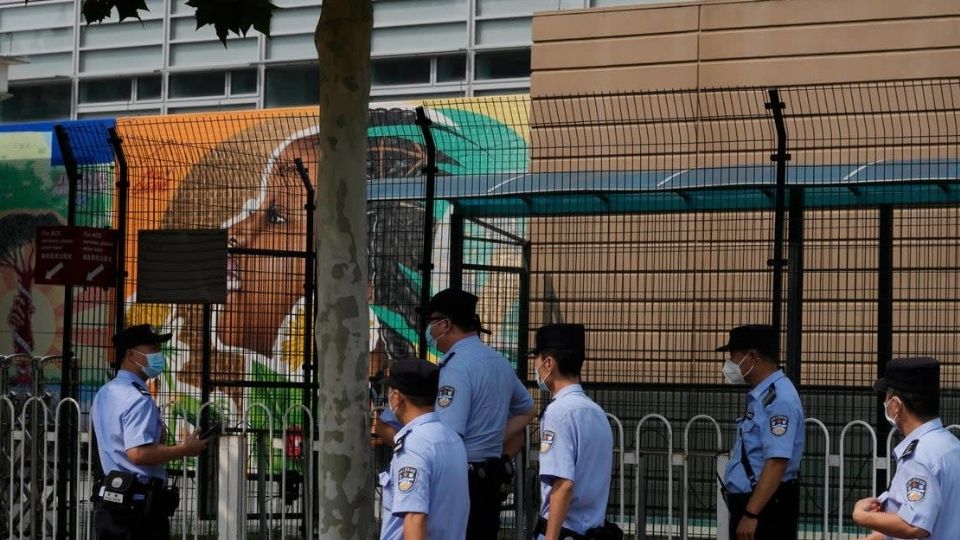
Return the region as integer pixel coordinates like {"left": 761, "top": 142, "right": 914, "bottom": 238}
{"left": 534, "top": 517, "right": 587, "bottom": 540}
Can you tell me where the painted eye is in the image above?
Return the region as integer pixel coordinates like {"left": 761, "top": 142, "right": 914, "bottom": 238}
{"left": 267, "top": 203, "right": 287, "bottom": 224}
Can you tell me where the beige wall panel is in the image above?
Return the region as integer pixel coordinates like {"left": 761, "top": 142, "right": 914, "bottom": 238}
{"left": 531, "top": 64, "right": 699, "bottom": 96}
{"left": 893, "top": 301, "right": 960, "bottom": 329}
{"left": 778, "top": 83, "right": 960, "bottom": 116}
{"left": 893, "top": 272, "right": 960, "bottom": 300}
{"left": 700, "top": 18, "right": 960, "bottom": 61}
{"left": 699, "top": 49, "right": 960, "bottom": 88}
{"left": 533, "top": 34, "right": 699, "bottom": 70}
{"left": 532, "top": 5, "right": 699, "bottom": 42}
{"left": 895, "top": 244, "right": 960, "bottom": 268}
{"left": 700, "top": 0, "right": 960, "bottom": 31}
{"left": 892, "top": 331, "right": 960, "bottom": 355}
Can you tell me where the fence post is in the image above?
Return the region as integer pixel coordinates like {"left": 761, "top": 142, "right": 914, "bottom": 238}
{"left": 414, "top": 106, "right": 438, "bottom": 360}
{"left": 449, "top": 208, "right": 464, "bottom": 291}
{"left": 876, "top": 206, "right": 894, "bottom": 486}
{"left": 785, "top": 187, "right": 804, "bottom": 384}
{"left": 765, "top": 89, "right": 790, "bottom": 360}
{"left": 106, "top": 128, "right": 129, "bottom": 344}
{"left": 53, "top": 124, "right": 80, "bottom": 540}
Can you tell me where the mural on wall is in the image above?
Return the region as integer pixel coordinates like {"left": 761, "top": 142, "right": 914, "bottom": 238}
{"left": 0, "top": 120, "right": 115, "bottom": 399}
{"left": 0, "top": 98, "right": 530, "bottom": 427}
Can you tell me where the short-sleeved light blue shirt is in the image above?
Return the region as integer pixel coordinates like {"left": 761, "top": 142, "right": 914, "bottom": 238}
{"left": 724, "top": 370, "right": 804, "bottom": 494}
{"left": 538, "top": 384, "right": 613, "bottom": 535}
{"left": 878, "top": 418, "right": 960, "bottom": 539}
{"left": 92, "top": 369, "right": 167, "bottom": 482}
{"left": 379, "top": 412, "right": 469, "bottom": 540}
{"left": 436, "top": 335, "right": 534, "bottom": 461}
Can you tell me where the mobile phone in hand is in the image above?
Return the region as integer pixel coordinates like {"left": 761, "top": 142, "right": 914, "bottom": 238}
{"left": 198, "top": 421, "right": 222, "bottom": 440}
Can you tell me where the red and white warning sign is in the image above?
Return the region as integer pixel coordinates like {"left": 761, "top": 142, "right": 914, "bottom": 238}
{"left": 35, "top": 226, "right": 118, "bottom": 288}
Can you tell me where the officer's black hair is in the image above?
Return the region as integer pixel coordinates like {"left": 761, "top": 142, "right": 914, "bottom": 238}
{"left": 540, "top": 348, "right": 584, "bottom": 378}
{"left": 402, "top": 391, "right": 437, "bottom": 408}
{"left": 890, "top": 388, "right": 939, "bottom": 420}
{"left": 443, "top": 313, "right": 482, "bottom": 334}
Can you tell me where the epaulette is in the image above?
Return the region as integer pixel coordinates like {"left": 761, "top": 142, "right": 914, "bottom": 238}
{"left": 900, "top": 439, "right": 919, "bottom": 461}
{"left": 131, "top": 382, "right": 151, "bottom": 397}
{"left": 762, "top": 386, "right": 777, "bottom": 407}
{"left": 394, "top": 431, "right": 409, "bottom": 454}
{"left": 439, "top": 352, "right": 457, "bottom": 369}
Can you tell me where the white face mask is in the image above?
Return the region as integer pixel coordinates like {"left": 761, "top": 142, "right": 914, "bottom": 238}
{"left": 884, "top": 396, "right": 901, "bottom": 429}
{"left": 722, "top": 353, "right": 755, "bottom": 385}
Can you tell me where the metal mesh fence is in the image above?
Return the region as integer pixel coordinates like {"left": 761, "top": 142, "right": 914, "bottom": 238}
{"left": 33, "top": 80, "right": 960, "bottom": 538}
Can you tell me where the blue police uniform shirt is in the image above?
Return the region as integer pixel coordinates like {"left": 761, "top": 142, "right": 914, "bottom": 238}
{"left": 878, "top": 418, "right": 960, "bottom": 539}
{"left": 379, "top": 411, "right": 469, "bottom": 540}
{"left": 724, "top": 370, "right": 804, "bottom": 494}
{"left": 538, "top": 384, "right": 613, "bottom": 535}
{"left": 436, "top": 335, "right": 534, "bottom": 461}
{"left": 92, "top": 369, "right": 167, "bottom": 482}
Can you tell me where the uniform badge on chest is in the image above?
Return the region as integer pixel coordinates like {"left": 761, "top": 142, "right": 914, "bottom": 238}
{"left": 398, "top": 467, "right": 418, "bottom": 492}
{"left": 769, "top": 415, "right": 789, "bottom": 436}
{"left": 906, "top": 477, "right": 927, "bottom": 502}
{"left": 437, "top": 385, "right": 455, "bottom": 408}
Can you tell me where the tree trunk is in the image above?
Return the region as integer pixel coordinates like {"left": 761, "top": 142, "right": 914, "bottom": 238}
{"left": 7, "top": 268, "right": 36, "bottom": 354}
{"left": 313, "top": 1, "right": 374, "bottom": 539}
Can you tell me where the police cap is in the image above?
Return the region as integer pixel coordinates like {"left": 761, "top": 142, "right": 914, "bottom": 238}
{"left": 383, "top": 357, "right": 440, "bottom": 398}
{"left": 112, "top": 324, "right": 172, "bottom": 351}
{"left": 716, "top": 324, "right": 778, "bottom": 356}
{"left": 873, "top": 356, "right": 939, "bottom": 394}
{"left": 418, "top": 288, "right": 489, "bottom": 333}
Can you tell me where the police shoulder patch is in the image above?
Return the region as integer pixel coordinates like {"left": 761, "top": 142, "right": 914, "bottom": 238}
{"left": 437, "top": 385, "right": 455, "bottom": 408}
{"left": 770, "top": 415, "right": 789, "bottom": 436}
{"left": 906, "top": 477, "right": 927, "bottom": 502}
{"left": 131, "top": 382, "right": 150, "bottom": 396}
{"left": 397, "top": 467, "right": 418, "bottom": 492}
{"left": 540, "top": 430, "right": 556, "bottom": 453}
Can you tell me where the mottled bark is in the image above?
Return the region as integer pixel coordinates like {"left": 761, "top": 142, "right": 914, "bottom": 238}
{"left": 314, "top": 1, "right": 375, "bottom": 539}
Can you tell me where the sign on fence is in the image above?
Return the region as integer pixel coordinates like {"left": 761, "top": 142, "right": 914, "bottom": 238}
{"left": 34, "top": 225, "right": 118, "bottom": 288}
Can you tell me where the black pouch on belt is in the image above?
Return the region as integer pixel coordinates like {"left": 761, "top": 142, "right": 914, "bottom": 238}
{"left": 585, "top": 521, "right": 624, "bottom": 540}
{"left": 144, "top": 483, "right": 180, "bottom": 517}
{"left": 100, "top": 471, "right": 139, "bottom": 512}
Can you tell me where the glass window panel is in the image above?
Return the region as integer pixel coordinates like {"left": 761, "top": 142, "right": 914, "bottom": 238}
{"left": 230, "top": 70, "right": 258, "bottom": 95}
{"left": 436, "top": 55, "right": 466, "bottom": 82}
{"left": 371, "top": 57, "right": 431, "bottom": 86}
{"left": 78, "top": 109, "right": 161, "bottom": 119}
{"left": 475, "top": 18, "right": 531, "bottom": 46}
{"left": 0, "top": 2, "right": 74, "bottom": 32}
{"left": 371, "top": 23, "right": 466, "bottom": 55}
{"left": 265, "top": 64, "right": 318, "bottom": 107}
{"left": 1, "top": 29, "right": 73, "bottom": 55}
{"left": 80, "top": 46, "right": 162, "bottom": 74}
{"left": 169, "top": 71, "right": 226, "bottom": 98}
{"left": 0, "top": 83, "right": 71, "bottom": 123}
{"left": 137, "top": 76, "right": 162, "bottom": 100}
{"left": 169, "top": 40, "right": 258, "bottom": 67}
{"left": 265, "top": 34, "right": 315, "bottom": 62}
{"left": 167, "top": 103, "right": 256, "bottom": 114}
{"left": 475, "top": 49, "right": 531, "bottom": 80}
{"left": 7, "top": 53, "right": 72, "bottom": 79}
{"left": 81, "top": 20, "right": 163, "bottom": 48}
{"left": 475, "top": 0, "right": 556, "bottom": 17}
{"left": 373, "top": 0, "right": 467, "bottom": 25}
{"left": 79, "top": 78, "right": 132, "bottom": 103}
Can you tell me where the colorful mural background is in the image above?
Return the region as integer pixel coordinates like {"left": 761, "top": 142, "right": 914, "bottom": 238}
{"left": 0, "top": 98, "right": 530, "bottom": 427}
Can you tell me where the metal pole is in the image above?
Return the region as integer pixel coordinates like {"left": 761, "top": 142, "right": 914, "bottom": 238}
{"left": 517, "top": 240, "right": 531, "bottom": 378}
{"left": 877, "top": 207, "right": 894, "bottom": 459}
{"left": 415, "top": 107, "right": 438, "bottom": 360}
{"left": 107, "top": 128, "right": 129, "bottom": 340}
{"left": 785, "top": 188, "right": 804, "bottom": 384}
{"left": 293, "top": 157, "right": 316, "bottom": 536}
{"left": 53, "top": 124, "right": 80, "bottom": 540}
{"left": 765, "top": 89, "right": 791, "bottom": 360}
{"left": 449, "top": 208, "right": 464, "bottom": 291}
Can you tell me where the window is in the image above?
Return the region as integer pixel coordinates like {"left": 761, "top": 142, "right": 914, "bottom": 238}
{"left": 475, "top": 49, "right": 531, "bottom": 80}
{"left": 436, "top": 55, "right": 466, "bottom": 83}
{"left": 169, "top": 72, "right": 226, "bottom": 98}
{"left": 79, "top": 78, "right": 132, "bottom": 104}
{"left": 230, "top": 70, "right": 257, "bottom": 95}
{"left": 371, "top": 57, "right": 430, "bottom": 86}
{"left": 265, "top": 64, "right": 318, "bottom": 107}
{"left": 136, "top": 76, "right": 162, "bottom": 100}
{"left": 0, "top": 82, "right": 71, "bottom": 123}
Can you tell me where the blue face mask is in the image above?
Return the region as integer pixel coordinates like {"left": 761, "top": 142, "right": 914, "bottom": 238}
{"left": 424, "top": 320, "right": 447, "bottom": 350}
{"left": 134, "top": 351, "right": 166, "bottom": 379}
{"left": 535, "top": 360, "right": 550, "bottom": 393}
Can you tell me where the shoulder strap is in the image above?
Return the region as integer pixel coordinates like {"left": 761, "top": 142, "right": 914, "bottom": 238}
{"left": 762, "top": 386, "right": 777, "bottom": 407}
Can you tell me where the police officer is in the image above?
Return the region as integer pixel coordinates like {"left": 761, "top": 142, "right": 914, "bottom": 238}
{"left": 532, "top": 324, "right": 615, "bottom": 540}
{"left": 718, "top": 324, "right": 804, "bottom": 540}
{"left": 92, "top": 325, "right": 209, "bottom": 540}
{"left": 853, "top": 357, "right": 960, "bottom": 540}
{"left": 422, "top": 287, "right": 536, "bottom": 539}
{"left": 380, "top": 356, "right": 469, "bottom": 540}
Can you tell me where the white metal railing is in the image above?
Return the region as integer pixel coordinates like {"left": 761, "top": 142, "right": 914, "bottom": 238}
{"left": 2, "top": 394, "right": 956, "bottom": 539}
